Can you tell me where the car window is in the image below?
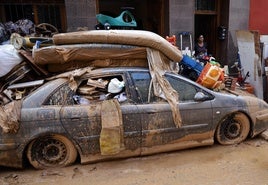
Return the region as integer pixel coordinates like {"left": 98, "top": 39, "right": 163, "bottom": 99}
{"left": 130, "top": 72, "right": 152, "bottom": 103}
{"left": 74, "top": 75, "right": 128, "bottom": 104}
{"left": 165, "top": 74, "right": 199, "bottom": 102}
{"left": 44, "top": 83, "right": 75, "bottom": 105}
{"left": 131, "top": 71, "right": 201, "bottom": 103}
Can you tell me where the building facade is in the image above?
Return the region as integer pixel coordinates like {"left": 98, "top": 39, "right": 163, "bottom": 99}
{"left": 0, "top": 0, "right": 250, "bottom": 67}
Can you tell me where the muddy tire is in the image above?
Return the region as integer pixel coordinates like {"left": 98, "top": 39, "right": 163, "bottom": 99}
{"left": 216, "top": 113, "right": 250, "bottom": 145}
{"left": 27, "top": 135, "right": 77, "bottom": 169}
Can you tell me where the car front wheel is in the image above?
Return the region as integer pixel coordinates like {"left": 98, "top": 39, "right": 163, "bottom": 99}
{"left": 27, "top": 134, "right": 77, "bottom": 169}
{"left": 216, "top": 113, "right": 250, "bottom": 145}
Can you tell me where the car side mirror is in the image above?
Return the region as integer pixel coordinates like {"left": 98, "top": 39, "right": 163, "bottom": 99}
{"left": 194, "top": 92, "right": 208, "bottom": 101}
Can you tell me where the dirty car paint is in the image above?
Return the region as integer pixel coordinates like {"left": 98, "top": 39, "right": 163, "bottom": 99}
{"left": 1, "top": 68, "right": 268, "bottom": 169}
{"left": 243, "top": 96, "right": 268, "bottom": 136}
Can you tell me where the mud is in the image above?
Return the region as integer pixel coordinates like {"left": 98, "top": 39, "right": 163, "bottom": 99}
{"left": 0, "top": 137, "right": 268, "bottom": 185}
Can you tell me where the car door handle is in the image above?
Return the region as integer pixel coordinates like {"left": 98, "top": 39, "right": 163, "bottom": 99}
{"left": 71, "top": 117, "right": 80, "bottom": 121}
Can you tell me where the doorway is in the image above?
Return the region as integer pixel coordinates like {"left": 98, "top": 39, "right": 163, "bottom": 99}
{"left": 194, "top": 0, "right": 230, "bottom": 64}
{"left": 96, "top": 0, "right": 169, "bottom": 37}
{"left": 195, "top": 14, "right": 217, "bottom": 56}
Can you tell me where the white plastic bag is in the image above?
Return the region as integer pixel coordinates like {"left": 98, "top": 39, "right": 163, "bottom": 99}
{"left": 108, "top": 78, "right": 125, "bottom": 93}
{"left": 0, "top": 44, "right": 23, "bottom": 77}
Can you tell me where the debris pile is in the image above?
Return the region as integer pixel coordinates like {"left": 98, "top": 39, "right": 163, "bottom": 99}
{"left": 0, "top": 22, "right": 258, "bottom": 136}
{"left": 0, "top": 24, "right": 253, "bottom": 108}
{"left": 0, "top": 28, "right": 185, "bottom": 133}
{"left": 0, "top": 19, "right": 35, "bottom": 43}
{"left": 165, "top": 34, "right": 254, "bottom": 93}
{"left": 0, "top": 19, "right": 59, "bottom": 106}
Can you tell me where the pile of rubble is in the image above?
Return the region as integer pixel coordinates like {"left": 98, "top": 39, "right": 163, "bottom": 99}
{"left": 0, "top": 28, "right": 186, "bottom": 133}
{"left": 0, "top": 22, "right": 252, "bottom": 107}
{"left": 0, "top": 19, "right": 59, "bottom": 105}
{"left": 0, "top": 23, "right": 257, "bottom": 135}
{"left": 0, "top": 19, "right": 58, "bottom": 44}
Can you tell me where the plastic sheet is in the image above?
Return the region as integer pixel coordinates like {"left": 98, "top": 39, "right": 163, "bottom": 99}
{"left": 0, "top": 44, "right": 23, "bottom": 77}
{"left": 146, "top": 48, "right": 182, "bottom": 127}
{"left": 108, "top": 78, "right": 125, "bottom": 93}
{"left": 0, "top": 100, "right": 22, "bottom": 133}
{"left": 100, "top": 99, "right": 124, "bottom": 155}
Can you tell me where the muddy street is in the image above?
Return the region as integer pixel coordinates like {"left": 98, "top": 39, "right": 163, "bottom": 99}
{"left": 0, "top": 137, "right": 268, "bottom": 185}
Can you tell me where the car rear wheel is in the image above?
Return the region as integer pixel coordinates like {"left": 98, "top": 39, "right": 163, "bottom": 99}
{"left": 216, "top": 113, "right": 250, "bottom": 145}
{"left": 27, "top": 134, "right": 77, "bottom": 169}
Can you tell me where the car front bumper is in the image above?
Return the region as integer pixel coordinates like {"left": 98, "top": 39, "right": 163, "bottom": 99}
{"left": 252, "top": 109, "right": 268, "bottom": 137}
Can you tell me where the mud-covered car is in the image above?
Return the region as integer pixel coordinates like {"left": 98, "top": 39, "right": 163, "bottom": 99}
{"left": 0, "top": 67, "right": 268, "bottom": 169}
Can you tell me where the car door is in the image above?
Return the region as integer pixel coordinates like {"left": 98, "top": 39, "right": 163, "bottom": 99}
{"left": 165, "top": 74, "right": 214, "bottom": 136}
{"left": 129, "top": 71, "right": 214, "bottom": 155}
{"left": 60, "top": 73, "right": 142, "bottom": 157}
